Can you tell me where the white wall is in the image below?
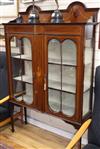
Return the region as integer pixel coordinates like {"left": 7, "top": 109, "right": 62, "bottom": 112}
{"left": 19, "top": 0, "right": 100, "bottom": 10}
{"left": 0, "top": 0, "right": 18, "bottom": 23}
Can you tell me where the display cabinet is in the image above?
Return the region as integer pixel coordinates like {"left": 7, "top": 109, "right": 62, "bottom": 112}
{"left": 4, "top": 2, "right": 99, "bottom": 129}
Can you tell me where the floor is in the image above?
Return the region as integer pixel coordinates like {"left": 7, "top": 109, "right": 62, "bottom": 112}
{"left": 0, "top": 120, "right": 71, "bottom": 149}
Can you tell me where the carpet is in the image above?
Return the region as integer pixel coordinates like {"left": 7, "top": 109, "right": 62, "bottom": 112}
{"left": 0, "top": 142, "right": 13, "bottom": 149}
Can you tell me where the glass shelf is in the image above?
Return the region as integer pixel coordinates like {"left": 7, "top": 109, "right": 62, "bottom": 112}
{"left": 13, "top": 75, "right": 33, "bottom": 84}
{"left": 48, "top": 58, "right": 76, "bottom": 66}
{"left": 14, "top": 90, "right": 26, "bottom": 98}
{"left": 12, "top": 54, "right": 32, "bottom": 61}
{"left": 62, "top": 59, "right": 76, "bottom": 66}
{"left": 49, "top": 80, "right": 90, "bottom": 93}
{"left": 48, "top": 58, "right": 61, "bottom": 64}
{"left": 48, "top": 80, "right": 76, "bottom": 93}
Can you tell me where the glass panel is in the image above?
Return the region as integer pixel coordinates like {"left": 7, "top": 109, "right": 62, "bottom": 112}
{"left": 11, "top": 37, "right": 32, "bottom": 60}
{"left": 85, "top": 25, "right": 93, "bottom": 42}
{"left": 48, "top": 39, "right": 61, "bottom": 64}
{"left": 48, "top": 89, "right": 61, "bottom": 112}
{"left": 10, "top": 37, "right": 20, "bottom": 54}
{"left": 62, "top": 66, "right": 76, "bottom": 116}
{"left": 62, "top": 66, "right": 76, "bottom": 93}
{"left": 83, "top": 90, "right": 90, "bottom": 115}
{"left": 23, "top": 84, "right": 33, "bottom": 105}
{"left": 83, "top": 24, "right": 94, "bottom": 115}
{"left": 62, "top": 39, "right": 77, "bottom": 65}
{"left": 48, "top": 39, "right": 61, "bottom": 112}
{"left": 84, "top": 64, "right": 92, "bottom": 92}
{"left": 48, "top": 64, "right": 61, "bottom": 90}
{"left": 62, "top": 92, "right": 75, "bottom": 116}
{"left": 10, "top": 37, "right": 33, "bottom": 105}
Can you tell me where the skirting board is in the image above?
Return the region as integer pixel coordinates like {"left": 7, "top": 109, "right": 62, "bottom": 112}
{"left": 27, "top": 116, "right": 87, "bottom": 145}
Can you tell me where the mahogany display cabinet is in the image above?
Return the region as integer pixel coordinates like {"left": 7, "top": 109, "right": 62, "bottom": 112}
{"left": 4, "top": 2, "right": 99, "bottom": 129}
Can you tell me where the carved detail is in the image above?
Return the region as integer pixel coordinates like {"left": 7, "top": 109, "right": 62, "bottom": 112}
{"left": 10, "top": 2, "right": 99, "bottom": 24}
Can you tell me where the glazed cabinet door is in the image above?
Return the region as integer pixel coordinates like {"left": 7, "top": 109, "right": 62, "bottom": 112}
{"left": 7, "top": 34, "right": 36, "bottom": 108}
{"left": 45, "top": 35, "right": 83, "bottom": 122}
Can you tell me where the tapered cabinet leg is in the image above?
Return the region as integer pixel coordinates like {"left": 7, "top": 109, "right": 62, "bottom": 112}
{"left": 10, "top": 103, "right": 15, "bottom": 132}
{"left": 11, "top": 115, "right": 15, "bottom": 132}
{"left": 24, "top": 107, "right": 27, "bottom": 124}
{"left": 20, "top": 107, "right": 23, "bottom": 124}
